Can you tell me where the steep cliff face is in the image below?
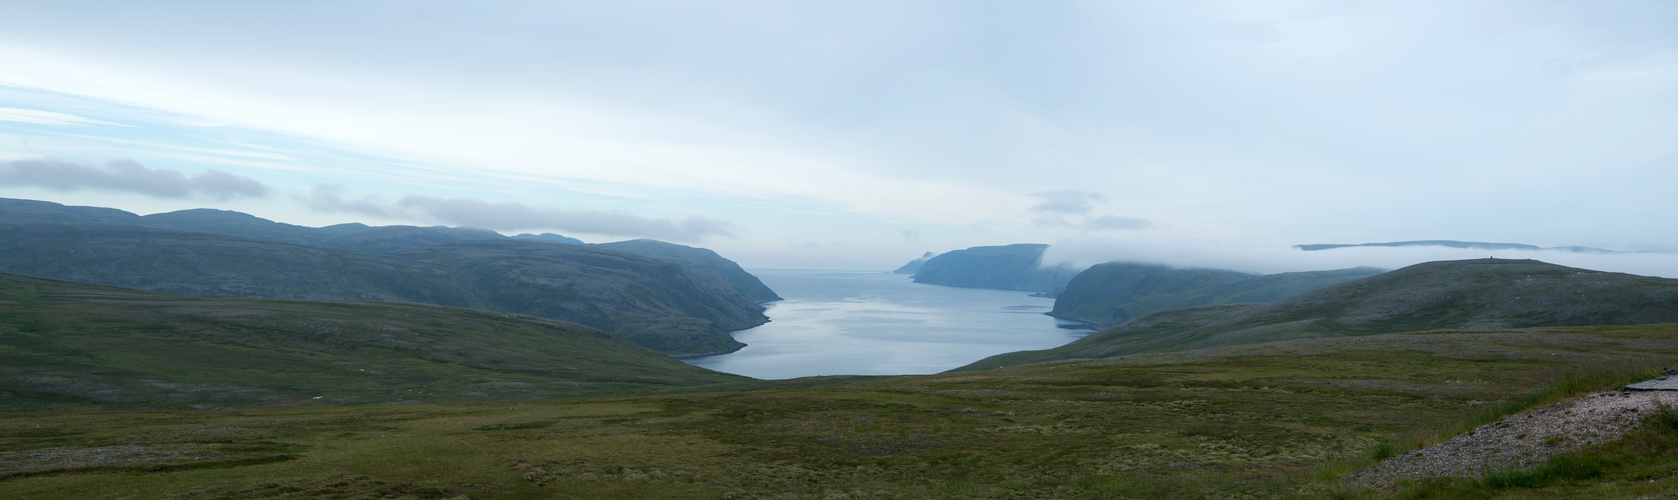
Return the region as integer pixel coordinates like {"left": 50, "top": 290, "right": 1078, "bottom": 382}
{"left": 910, "top": 244, "right": 1080, "bottom": 294}
{"left": 959, "top": 259, "right": 1678, "bottom": 371}
{"left": 1049, "top": 263, "right": 1383, "bottom": 327}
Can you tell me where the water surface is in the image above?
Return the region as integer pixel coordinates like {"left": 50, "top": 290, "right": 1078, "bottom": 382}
{"left": 683, "top": 270, "right": 1094, "bottom": 379}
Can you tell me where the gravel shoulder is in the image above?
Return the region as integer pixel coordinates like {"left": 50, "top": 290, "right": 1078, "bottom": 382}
{"left": 1344, "top": 389, "right": 1678, "bottom": 491}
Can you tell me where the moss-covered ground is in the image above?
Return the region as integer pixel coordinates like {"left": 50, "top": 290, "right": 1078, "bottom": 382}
{"left": 4, "top": 324, "right": 1678, "bottom": 498}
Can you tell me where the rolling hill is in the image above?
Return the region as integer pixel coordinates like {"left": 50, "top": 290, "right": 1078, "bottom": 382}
{"left": 0, "top": 224, "right": 765, "bottom": 355}
{"left": 1049, "top": 262, "right": 1384, "bottom": 327}
{"left": 958, "top": 258, "right": 1678, "bottom": 371}
{"left": 0, "top": 272, "right": 755, "bottom": 412}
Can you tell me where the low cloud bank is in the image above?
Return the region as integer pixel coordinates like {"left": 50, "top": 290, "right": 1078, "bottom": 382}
{"left": 1028, "top": 190, "right": 1151, "bottom": 232}
{"left": 1042, "top": 237, "right": 1678, "bottom": 279}
{"left": 0, "top": 158, "right": 268, "bottom": 200}
{"left": 306, "top": 185, "right": 737, "bottom": 242}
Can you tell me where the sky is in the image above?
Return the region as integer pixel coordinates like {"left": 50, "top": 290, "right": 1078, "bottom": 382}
{"left": 0, "top": 1, "right": 1675, "bottom": 272}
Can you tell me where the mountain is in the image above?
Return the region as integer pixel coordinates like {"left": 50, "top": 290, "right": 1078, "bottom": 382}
{"left": 892, "top": 252, "right": 939, "bottom": 274}
{"left": 0, "top": 272, "right": 753, "bottom": 411}
{"left": 0, "top": 224, "right": 470, "bottom": 302}
{"left": 592, "top": 239, "right": 781, "bottom": 304}
{"left": 513, "top": 232, "right": 586, "bottom": 245}
{"left": 958, "top": 258, "right": 1678, "bottom": 371}
{"left": 0, "top": 198, "right": 778, "bottom": 308}
{"left": 0, "top": 224, "right": 765, "bottom": 355}
{"left": 396, "top": 240, "right": 767, "bottom": 354}
{"left": 1049, "top": 263, "right": 1384, "bottom": 327}
{"left": 0, "top": 197, "right": 149, "bottom": 226}
{"left": 910, "top": 244, "right": 1081, "bottom": 295}
{"left": 0, "top": 197, "right": 566, "bottom": 254}
{"left": 1295, "top": 240, "right": 1622, "bottom": 253}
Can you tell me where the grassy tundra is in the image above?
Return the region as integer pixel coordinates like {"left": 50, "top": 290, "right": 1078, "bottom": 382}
{"left": 6, "top": 324, "right": 1678, "bottom": 498}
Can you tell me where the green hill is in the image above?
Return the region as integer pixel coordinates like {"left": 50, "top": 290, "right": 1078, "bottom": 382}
{"left": 1049, "top": 263, "right": 1383, "bottom": 327}
{"left": 594, "top": 239, "right": 781, "bottom": 304}
{"left": 911, "top": 244, "right": 1081, "bottom": 294}
{"left": 396, "top": 240, "right": 767, "bottom": 354}
{"left": 0, "top": 224, "right": 764, "bottom": 355}
{"left": 0, "top": 273, "right": 754, "bottom": 412}
{"left": 959, "top": 258, "right": 1678, "bottom": 371}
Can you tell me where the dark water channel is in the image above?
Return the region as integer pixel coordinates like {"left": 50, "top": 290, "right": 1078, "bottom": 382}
{"left": 682, "top": 270, "right": 1094, "bottom": 379}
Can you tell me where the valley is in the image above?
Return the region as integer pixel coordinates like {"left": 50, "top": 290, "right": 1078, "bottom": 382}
{"left": 4, "top": 199, "right": 1678, "bottom": 498}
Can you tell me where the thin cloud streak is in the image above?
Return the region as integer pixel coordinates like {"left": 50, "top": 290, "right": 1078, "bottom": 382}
{"left": 0, "top": 107, "right": 126, "bottom": 127}
{"left": 302, "top": 185, "right": 736, "bottom": 241}
{"left": 397, "top": 196, "right": 738, "bottom": 242}
{"left": 0, "top": 157, "right": 268, "bottom": 200}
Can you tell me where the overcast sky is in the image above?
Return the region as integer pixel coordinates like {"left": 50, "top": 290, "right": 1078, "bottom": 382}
{"left": 1, "top": 1, "right": 1674, "bottom": 271}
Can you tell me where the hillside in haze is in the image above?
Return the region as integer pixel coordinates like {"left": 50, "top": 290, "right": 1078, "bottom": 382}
{"left": 0, "top": 273, "right": 755, "bottom": 411}
{"left": 1049, "top": 262, "right": 1384, "bottom": 327}
{"left": 909, "top": 244, "right": 1081, "bottom": 295}
{"left": 1296, "top": 240, "right": 1624, "bottom": 253}
{"left": 0, "top": 198, "right": 778, "bottom": 355}
{"left": 892, "top": 251, "right": 938, "bottom": 274}
{"left": 960, "top": 258, "right": 1678, "bottom": 371}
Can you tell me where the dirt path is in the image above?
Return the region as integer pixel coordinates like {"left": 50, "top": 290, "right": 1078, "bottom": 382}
{"left": 1343, "top": 390, "right": 1678, "bottom": 490}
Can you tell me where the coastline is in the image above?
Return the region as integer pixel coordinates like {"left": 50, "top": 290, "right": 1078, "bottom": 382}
{"left": 669, "top": 343, "right": 748, "bottom": 359}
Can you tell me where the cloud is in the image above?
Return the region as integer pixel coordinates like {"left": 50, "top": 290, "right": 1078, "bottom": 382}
{"left": 1083, "top": 215, "right": 1151, "bottom": 231}
{"left": 1041, "top": 237, "right": 1678, "bottom": 279}
{"left": 0, "top": 107, "right": 127, "bottom": 127}
{"left": 395, "top": 195, "right": 737, "bottom": 242}
{"left": 306, "top": 184, "right": 391, "bottom": 217}
{"left": 0, "top": 157, "right": 268, "bottom": 200}
{"left": 1029, "top": 190, "right": 1105, "bottom": 215}
{"left": 1027, "top": 190, "right": 1150, "bottom": 232}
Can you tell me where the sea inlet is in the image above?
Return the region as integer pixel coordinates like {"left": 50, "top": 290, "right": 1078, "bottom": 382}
{"left": 683, "top": 269, "right": 1095, "bottom": 379}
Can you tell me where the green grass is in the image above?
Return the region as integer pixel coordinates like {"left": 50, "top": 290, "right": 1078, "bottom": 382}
{"left": 4, "top": 323, "right": 1676, "bottom": 498}
{"left": 0, "top": 274, "right": 766, "bottom": 412}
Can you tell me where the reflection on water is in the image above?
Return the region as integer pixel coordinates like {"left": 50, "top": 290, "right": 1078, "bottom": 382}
{"left": 682, "top": 270, "right": 1095, "bottom": 379}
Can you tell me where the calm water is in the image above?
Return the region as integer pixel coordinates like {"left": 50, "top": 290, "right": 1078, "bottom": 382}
{"left": 683, "top": 270, "right": 1094, "bottom": 379}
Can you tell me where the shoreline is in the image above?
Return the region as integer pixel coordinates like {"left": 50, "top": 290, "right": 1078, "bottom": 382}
{"left": 669, "top": 343, "right": 748, "bottom": 359}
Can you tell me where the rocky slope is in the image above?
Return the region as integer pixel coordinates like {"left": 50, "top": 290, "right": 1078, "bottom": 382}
{"left": 1049, "top": 263, "right": 1383, "bottom": 327}
{"left": 959, "top": 258, "right": 1678, "bottom": 371}
{"left": 1344, "top": 390, "right": 1678, "bottom": 490}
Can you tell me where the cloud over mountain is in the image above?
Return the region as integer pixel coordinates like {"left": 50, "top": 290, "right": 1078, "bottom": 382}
{"left": 0, "top": 158, "right": 268, "bottom": 200}
{"left": 304, "top": 185, "right": 736, "bottom": 241}
{"left": 1028, "top": 190, "right": 1150, "bottom": 232}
